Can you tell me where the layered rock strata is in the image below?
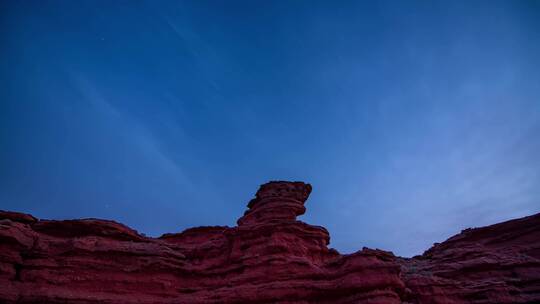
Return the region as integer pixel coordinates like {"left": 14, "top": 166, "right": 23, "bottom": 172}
{"left": 399, "top": 212, "right": 540, "bottom": 303}
{"left": 0, "top": 181, "right": 539, "bottom": 303}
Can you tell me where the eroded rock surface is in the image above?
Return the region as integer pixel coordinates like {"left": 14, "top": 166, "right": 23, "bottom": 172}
{"left": 1, "top": 181, "right": 539, "bottom": 303}
{"left": 399, "top": 212, "right": 540, "bottom": 303}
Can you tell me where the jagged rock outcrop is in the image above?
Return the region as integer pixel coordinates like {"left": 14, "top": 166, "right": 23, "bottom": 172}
{"left": 0, "top": 181, "right": 539, "bottom": 303}
{"left": 399, "top": 212, "right": 540, "bottom": 303}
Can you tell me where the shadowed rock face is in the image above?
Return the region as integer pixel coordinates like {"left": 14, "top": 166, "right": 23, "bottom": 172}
{"left": 0, "top": 181, "right": 539, "bottom": 303}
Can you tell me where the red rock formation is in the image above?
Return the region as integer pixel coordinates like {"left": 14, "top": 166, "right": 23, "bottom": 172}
{"left": 0, "top": 181, "right": 539, "bottom": 303}
{"left": 399, "top": 212, "right": 540, "bottom": 303}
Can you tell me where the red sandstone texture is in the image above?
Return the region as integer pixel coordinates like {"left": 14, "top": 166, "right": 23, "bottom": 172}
{"left": 1, "top": 181, "right": 539, "bottom": 303}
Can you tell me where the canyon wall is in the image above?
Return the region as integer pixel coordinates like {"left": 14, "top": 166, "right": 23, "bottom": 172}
{"left": 1, "top": 181, "right": 539, "bottom": 303}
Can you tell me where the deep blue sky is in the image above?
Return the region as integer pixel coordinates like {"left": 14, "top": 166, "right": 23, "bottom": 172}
{"left": 1, "top": 0, "right": 539, "bottom": 257}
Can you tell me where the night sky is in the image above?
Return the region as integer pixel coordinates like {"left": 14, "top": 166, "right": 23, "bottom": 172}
{"left": 1, "top": 0, "right": 539, "bottom": 257}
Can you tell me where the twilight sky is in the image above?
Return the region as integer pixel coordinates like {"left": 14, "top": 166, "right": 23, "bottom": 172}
{"left": 1, "top": 0, "right": 539, "bottom": 257}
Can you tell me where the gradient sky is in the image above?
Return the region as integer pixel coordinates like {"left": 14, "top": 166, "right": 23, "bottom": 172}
{"left": 1, "top": 0, "right": 539, "bottom": 257}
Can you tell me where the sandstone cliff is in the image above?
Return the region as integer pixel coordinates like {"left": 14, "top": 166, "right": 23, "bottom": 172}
{"left": 1, "top": 181, "right": 539, "bottom": 303}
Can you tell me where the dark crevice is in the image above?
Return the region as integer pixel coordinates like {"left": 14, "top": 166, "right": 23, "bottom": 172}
{"left": 14, "top": 263, "right": 22, "bottom": 281}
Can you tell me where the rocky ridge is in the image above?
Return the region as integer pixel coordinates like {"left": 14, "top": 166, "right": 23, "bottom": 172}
{"left": 1, "top": 181, "right": 539, "bottom": 303}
